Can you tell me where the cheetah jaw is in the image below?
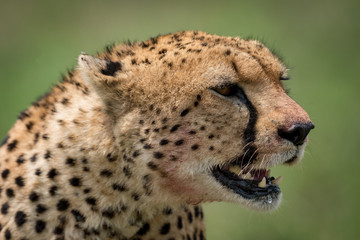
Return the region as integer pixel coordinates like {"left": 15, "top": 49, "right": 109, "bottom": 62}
{"left": 212, "top": 164, "right": 281, "bottom": 201}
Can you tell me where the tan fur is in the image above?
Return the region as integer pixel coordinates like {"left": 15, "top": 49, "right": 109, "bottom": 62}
{"left": 0, "top": 31, "right": 312, "bottom": 239}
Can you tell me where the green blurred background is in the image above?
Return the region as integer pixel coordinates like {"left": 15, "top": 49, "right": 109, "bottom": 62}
{"left": 1, "top": 0, "right": 359, "bottom": 239}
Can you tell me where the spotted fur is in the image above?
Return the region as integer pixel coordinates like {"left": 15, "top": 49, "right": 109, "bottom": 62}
{"left": 0, "top": 31, "right": 313, "bottom": 239}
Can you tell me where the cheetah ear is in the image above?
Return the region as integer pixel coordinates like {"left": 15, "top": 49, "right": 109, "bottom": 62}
{"left": 78, "top": 53, "right": 123, "bottom": 84}
{"left": 78, "top": 53, "right": 128, "bottom": 115}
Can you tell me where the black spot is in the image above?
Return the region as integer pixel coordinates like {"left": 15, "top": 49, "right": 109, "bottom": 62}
{"left": 56, "top": 199, "right": 70, "bottom": 211}
{"left": 42, "top": 134, "right": 49, "bottom": 140}
{"left": 4, "top": 229, "right": 11, "bottom": 240}
{"left": 159, "top": 139, "right": 169, "bottom": 145}
{"left": 69, "top": 177, "right": 81, "bottom": 186}
{"left": 49, "top": 186, "right": 58, "bottom": 196}
{"left": 141, "top": 42, "right": 149, "bottom": 48}
{"left": 153, "top": 152, "right": 164, "bottom": 159}
{"left": 71, "top": 209, "right": 86, "bottom": 222}
{"left": 199, "top": 230, "right": 205, "bottom": 240}
{"left": 189, "top": 130, "right": 197, "bottom": 135}
{"left": 197, "top": 95, "right": 202, "bottom": 101}
{"left": 132, "top": 150, "right": 141, "bottom": 158}
{"left": 47, "top": 169, "right": 58, "bottom": 179}
{"left": 191, "top": 144, "right": 199, "bottom": 150}
{"left": 123, "top": 166, "right": 132, "bottom": 178}
{"left": 7, "top": 140, "right": 18, "bottom": 152}
{"left": 194, "top": 101, "right": 199, "bottom": 107}
{"left": 200, "top": 126, "right": 206, "bottom": 131}
{"left": 66, "top": 158, "right": 76, "bottom": 166}
{"left": 29, "top": 192, "right": 39, "bottom": 202}
{"left": 1, "top": 169, "right": 10, "bottom": 179}
{"left": 35, "top": 220, "right": 46, "bottom": 233}
{"left": 85, "top": 197, "right": 97, "bottom": 205}
{"left": 225, "top": 49, "right": 231, "bottom": 55}
{"left": 53, "top": 226, "right": 64, "bottom": 235}
{"left": 1, "top": 203, "right": 9, "bottom": 214}
{"left": 132, "top": 193, "right": 140, "bottom": 201}
{"left": 107, "top": 153, "right": 117, "bottom": 162}
{"left": 174, "top": 139, "right": 184, "bottom": 146}
{"left": 159, "top": 49, "right": 167, "bottom": 54}
{"left": 1, "top": 135, "right": 9, "bottom": 147}
{"left": 15, "top": 176, "right": 25, "bottom": 187}
{"left": 26, "top": 121, "right": 34, "bottom": 131}
{"left": 102, "top": 208, "right": 115, "bottom": 219}
{"left": 147, "top": 161, "right": 158, "bottom": 170}
{"left": 180, "top": 109, "right": 190, "bottom": 117}
{"left": 112, "top": 183, "right": 127, "bottom": 192}
{"left": 143, "top": 144, "right": 152, "bottom": 149}
{"left": 137, "top": 222, "right": 150, "bottom": 236}
{"left": 231, "top": 61, "right": 239, "bottom": 73}
{"left": 16, "top": 154, "right": 25, "bottom": 165}
{"left": 15, "top": 211, "right": 27, "bottom": 227}
{"left": 187, "top": 212, "right": 193, "bottom": 223}
{"left": 100, "top": 169, "right": 113, "bottom": 177}
{"left": 170, "top": 124, "right": 181, "bottom": 132}
{"left": 194, "top": 206, "right": 200, "bottom": 218}
{"left": 163, "top": 207, "right": 173, "bottom": 215}
{"left": 30, "top": 153, "right": 38, "bottom": 162}
{"left": 6, "top": 188, "right": 15, "bottom": 198}
{"left": 35, "top": 168, "right": 42, "bottom": 176}
{"left": 160, "top": 223, "right": 170, "bottom": 235}
{"left": 34, "top": 133, "right": 40, "bottom": 144}
{"left": 208, "top": 134, "right": 214, "bottom": 139}
{"left": 83, "top": 188, "right": 91, "bottom": 194}
{"left": 18, "top": 110, "right": 30, "bottom": 120}
{"left": 101, "top": 61, "right": 122, "bottom": 76}
{"left": 36, "top": 204, "right": 48, "bottom": 214}
{"left": 44, "top": 150, "right": 51, "bottom": 159}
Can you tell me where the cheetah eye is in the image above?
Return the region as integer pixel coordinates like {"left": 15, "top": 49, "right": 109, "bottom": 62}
{"left": 212, "top": 84, "right": 237, "bottom": 97}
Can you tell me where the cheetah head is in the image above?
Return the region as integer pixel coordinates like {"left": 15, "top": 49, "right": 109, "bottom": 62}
{"left": 78, "top": 31, "right": 314, "bottom": 211}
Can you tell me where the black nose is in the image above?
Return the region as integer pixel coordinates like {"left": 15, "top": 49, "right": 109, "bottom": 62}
{"left": 278, "top": 122, "right": 315, "bottom": 146}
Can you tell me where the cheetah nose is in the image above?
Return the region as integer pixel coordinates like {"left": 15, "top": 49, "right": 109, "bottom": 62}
{"left": 278, "top": 122, "right": 315, "bottom": 146}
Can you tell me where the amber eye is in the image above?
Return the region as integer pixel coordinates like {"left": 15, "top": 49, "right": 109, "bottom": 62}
{"left": 212, "top": 84, "right": 237, "bottom": 97}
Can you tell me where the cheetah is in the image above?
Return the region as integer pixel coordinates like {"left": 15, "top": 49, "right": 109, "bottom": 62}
{"left": 0, "top": 31, "right": 314, "bottom": 239}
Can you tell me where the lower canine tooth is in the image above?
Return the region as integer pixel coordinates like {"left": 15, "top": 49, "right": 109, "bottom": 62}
{"left": 243, "top": 172, "right": 252, "bottom": 180}
{"left": 258, "top": 177, "right": 266, "bottom": 188}
{"left": 272, "top": 176, "right": 283, "bottom": 185}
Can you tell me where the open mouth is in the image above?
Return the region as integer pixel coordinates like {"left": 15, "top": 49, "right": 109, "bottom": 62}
{"left": 212, "top": 162, "right": 282, "bottom": 201}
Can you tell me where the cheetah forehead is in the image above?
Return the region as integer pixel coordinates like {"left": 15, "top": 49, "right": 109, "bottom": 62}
{"left": 79, "top": 31, "right": 287, "bottom": 110}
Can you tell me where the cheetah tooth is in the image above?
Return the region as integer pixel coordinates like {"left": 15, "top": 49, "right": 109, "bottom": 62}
{"left": 243, "top": 172, "right": 252, "bottom": 180}
{"left": 272, "top": 176, "right": 283, "bottom": 185}
{"left": 229, "top": 165, "right": 242, "bottom": 175}
{"left": 258, "top": 177, "right": 266, "bottom": 188}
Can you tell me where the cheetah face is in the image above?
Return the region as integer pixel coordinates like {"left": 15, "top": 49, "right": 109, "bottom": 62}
{"left": 79, "top": 32, "right": 314, "bottom": 211}
{"left": 209, "top": 84, "right": 314, "bottom": 210}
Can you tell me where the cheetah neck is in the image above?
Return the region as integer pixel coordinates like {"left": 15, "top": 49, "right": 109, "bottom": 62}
{"left": 3, "top": 74, "right": 186, "bottom": 238}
